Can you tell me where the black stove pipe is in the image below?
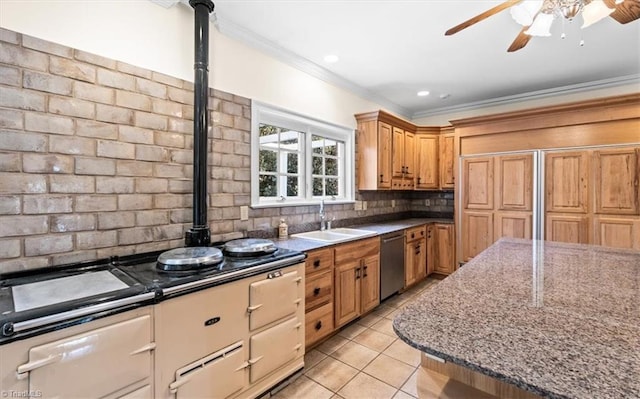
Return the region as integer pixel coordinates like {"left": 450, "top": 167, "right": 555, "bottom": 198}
{"left": 186, "top": 0, "right": 215, "bottom": 247}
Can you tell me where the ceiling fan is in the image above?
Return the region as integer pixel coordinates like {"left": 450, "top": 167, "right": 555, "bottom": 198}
{"left": 445, "top": 0, "right": 640, "bottom": 52}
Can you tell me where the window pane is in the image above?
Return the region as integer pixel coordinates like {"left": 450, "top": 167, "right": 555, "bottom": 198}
{"left": 286, "top": 152, "right": 299, "bottom": 174}
{"left": 312, "top": 178, "right": 323, "bottom": 196}
{"left": 326, "top": 178, "right": 338, "bottom": 196}
{"left": 312, "top": 156, "right": 323, "bottom": 175}
{"left": 312, "top": 135, "right": 323, "bottom": 154}
{"left": 259, "top": 150, "right": 277, "bottom": 172}
{"left": 259, "top": 174, "right": 277, "bottom": 197}
{"left": 281, "top": 130, "right": 300, "bottom": 151}
{"left": 286, "top": 176, "right": 299, "bottom": 196}
{"left": 325, "top": 139, "right": 337, "bottom": 156}
{"left": 325, "top": 158, "right": 338, "bottom": 176}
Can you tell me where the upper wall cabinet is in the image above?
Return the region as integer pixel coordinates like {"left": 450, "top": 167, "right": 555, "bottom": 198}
{"left": 593, "top": 147, "right": 639, "bottom": 215}
{"left": 355, "top": 110, "right": 455, "bottom": 191}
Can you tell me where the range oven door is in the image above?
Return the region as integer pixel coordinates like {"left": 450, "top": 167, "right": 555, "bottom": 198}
{"left": 248, "top": 270, "right": 302, "bottom": 331}
{"left": 249, "top": 316, "right": 302, "bottom": 383}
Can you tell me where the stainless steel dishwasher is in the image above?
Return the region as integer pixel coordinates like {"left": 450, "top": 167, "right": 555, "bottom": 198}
{"left": 380, "top": 231, "right": 405, "bottom": 300}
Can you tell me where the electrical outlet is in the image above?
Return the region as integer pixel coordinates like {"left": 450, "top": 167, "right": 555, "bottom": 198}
{"left": 425, "top": 199, "right": 431, "bottom": 206}
{"left": 391, "top": 199, "right": 396, "bottom": 208}
{"left": 240, "top": 206, "right": 249, "bottom": 221}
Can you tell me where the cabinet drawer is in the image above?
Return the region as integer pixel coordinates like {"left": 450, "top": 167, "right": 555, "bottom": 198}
{"left": 306, "top": 247, "right": 334, "bottom": 275}
{"left": 335, "top": 237, "right": 380, "bottom": 264}
{"left": 305, "top": 270, "right": 333, "bottom": 310}
{"left": 406, "top": 225, "right": 426, "bottom": 242}
{"left": 305, "top": 302, "right": 334, "bottom": 347}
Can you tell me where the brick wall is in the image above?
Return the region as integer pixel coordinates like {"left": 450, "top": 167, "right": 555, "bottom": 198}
{"left": 0, "top": 28, "right": 450, "bottom": 274}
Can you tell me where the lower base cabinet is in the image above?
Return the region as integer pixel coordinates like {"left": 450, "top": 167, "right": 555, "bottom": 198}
{"left": 428, "top": 223, "right": 456, "bottom": 275}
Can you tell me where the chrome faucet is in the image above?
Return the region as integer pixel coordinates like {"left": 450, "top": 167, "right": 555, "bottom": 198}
{"left": 319, "top": 199, "right": 327, "bottom": 230}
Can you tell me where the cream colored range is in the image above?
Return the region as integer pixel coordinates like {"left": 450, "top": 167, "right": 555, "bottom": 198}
{"left": 0, "top": 262, "right": 305, "bottom": 399}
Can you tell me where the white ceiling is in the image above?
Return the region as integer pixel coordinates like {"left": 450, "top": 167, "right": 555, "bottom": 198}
{"left": 211, "top": 0, "right": 639, "bottom": 119}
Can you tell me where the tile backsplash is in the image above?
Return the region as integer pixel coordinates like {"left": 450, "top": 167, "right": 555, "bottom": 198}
{"left": 0, "top": 28, "right": 452, "bottom": 273}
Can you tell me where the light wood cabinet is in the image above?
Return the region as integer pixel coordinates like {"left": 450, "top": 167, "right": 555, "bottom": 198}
{"left": 404, "top": 225, "right": 427, "bottom": 287}
{"left": 593, "top": 216, "right": 640, "bottom": 249}
{"left": 545, "top": 151, "right": 589, "bottom": 213}
{"left": 355, "top": 119, "right": 392, "bottom": 190}
{"left": 593, "top": 147, "right": 639, "bottom": 215}
{"left": 494, "top": 212, "right": 532, "bottom": 241}
{"left": 304, "top": 247, "right": 334, "bottom": 348}
{"left": 462, "top": 211, "right": 494, "bottom": 262}
{"left": 546, "top": 214, "right": 590, "bottom": 244}
{"left": 429, "top": 223, "right": 456, "bottom": 274}
{"left": 463, "top": 157, "right": 494, "bottom": 210}
{"left": 496, "top": 154, "right": 532, "bottom": 211}
{"left": 416, "top": 134, "right": 439, "bottom": 189}
{"left": 334, "top": 237, "right": 380, "bottom": 328}
{"left": 439, "top": 130, "right": 455, "bottom": 189}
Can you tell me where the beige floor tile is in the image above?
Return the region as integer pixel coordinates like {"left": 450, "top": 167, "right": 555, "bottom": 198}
{"left": 381, "top": 294, "right": 409, "bottom": 309}
{"left": 273, "top": 375, "right": 334, "bottom": 399}
{"left": 338, "top": 372, "right": 398, "bottom": 399}
{"left": 370, "top": 317, "right": 397, "bottom": 338}
{"left": 382, "top": 339, "right": 421, "bottom": 367}
{"left": 363, "top": 354, "right": 416, "bottom": 388}
{"left": 337, "top": 321, "right": 367, "bottom": 340}
{"left": 304, "top": 349, "right": 327, "bottom": 371}
{"left": 392, "top": 390, "right": 416, "bottom": 399}
{"left": 356, "top": 312, "right": 382, "bottom": 327}
{"left": 385, "top": 308, "right": 403, "bottom": 320}
{"left": 352, "top": 328, "right": 396, "bottom": 352}
{"left": 331, "top": 395, "right": 345, "bottom": 399}
{"left": 305, "top": 357, "right": 359, "bottom": 392}
{"left": 316, "top": 334, "right": 349, "bottom": 355}
{"left": 331, "top": 340, "right": 379, "bottom": 370}
{"left": 400, "top": 369, "right": 419, "bottom": 398}
{"left": 370, "top": 304, "right": 395, "bottom": 318}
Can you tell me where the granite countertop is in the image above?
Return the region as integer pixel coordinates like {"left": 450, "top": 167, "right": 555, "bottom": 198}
{"left": 274, "top": 217, "right": 454, "bottom": 252}
{"left": 393, "top": 238, "right": 640, "bottom": 399}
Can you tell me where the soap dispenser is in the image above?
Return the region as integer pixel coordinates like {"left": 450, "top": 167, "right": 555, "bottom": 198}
{"left": 278, "top": 219, "right": 288, "bottom": 239}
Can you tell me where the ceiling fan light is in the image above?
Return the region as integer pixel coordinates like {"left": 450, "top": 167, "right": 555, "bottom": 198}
{"left": 561, "top": 1, "right": 583, "bottom": 20}
{"left": 510, "top": 0, "right": 544, "bottom": 26}
{"left": 525, "top": 12, "right": 555, "bottom": 36}
{"left": 581, "top": 0, "right": 615, "bottom": 28}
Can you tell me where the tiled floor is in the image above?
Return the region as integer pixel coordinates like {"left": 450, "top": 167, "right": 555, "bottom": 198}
{"left": 273, "top": 278, "right": 440, "bottom": 399}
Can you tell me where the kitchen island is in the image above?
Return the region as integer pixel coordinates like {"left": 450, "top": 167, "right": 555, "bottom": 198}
{"left": 393, "top": 238, "right": 640, "bottom": 399}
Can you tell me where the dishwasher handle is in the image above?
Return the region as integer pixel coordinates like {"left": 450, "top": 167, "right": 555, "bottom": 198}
{"left": 382, "top": 235, "right": 404, "bottom": 244}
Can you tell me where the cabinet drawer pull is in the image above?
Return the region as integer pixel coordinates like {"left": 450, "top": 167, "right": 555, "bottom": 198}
{"left": 315, "top": 321, "right": 323, "bottom": 330}
{"left": 130, "top": 342, "right": 156, "bottom": 355}
{"left": 313, "top": 260, "right": 320, "bottom": 268}
{"left": 380, "top": 174, "right": 384, "bottom": 183}
{"left": 247, "top": 304, "right": 263, "bottom": 313}
{"left": 355, "top": 267, "right": 361, "bottom": 280}
{"left": 363, "top": 265, "right": 368, "bottom": 277}
{"left": 313, "top": 287, "right": 321, "bottom": 296}
{"left": 17, "top": 354, "right": 63, "bottom": 379}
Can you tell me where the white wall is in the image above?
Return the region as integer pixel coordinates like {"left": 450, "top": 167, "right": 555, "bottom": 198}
{"left": 0, "top": 0, "right": 382, "bottom": 128}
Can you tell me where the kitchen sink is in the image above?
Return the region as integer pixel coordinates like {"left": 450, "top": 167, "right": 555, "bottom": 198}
{"left": 291, "top": 228, "right": 377, "bottom": 243}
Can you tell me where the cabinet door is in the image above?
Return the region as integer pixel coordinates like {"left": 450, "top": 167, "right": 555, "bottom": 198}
{"left": 434, "top": 224, "right": 455, "bottom": 274}
{"left": 404, "top": 131, "right": 416, "bottom": 178}
{"left": 426, "top": 225, "right": 435, "bottom": 276}
{"left": 593, "top": 147, "right": 639, "bottom": 215}
{"left": 463, "top": 157, "right": 494, "bottom": 210}
{"left": 392, "top": 127, "right": 405, "bottom": 178}
{"left": 439, "top": 133, "right": 455, "bottom": 189}
{"left": 462, "top": 211, "right": 494, "bottom": 261}
{"left": 496, "top": 154, "right": 532, "bottom": 211}
{"left": 360, "top": 255, "right": 380, "bottom": 314}
{"left": 416, "top": 134, "right": 439, "bottom": 189}
{"left": 546, "top": 214, "right": 589, "bottom": 244}
{"left": 404, "top": 241, "right": 416, "bottom": 287}
{"left": 494, "top": 212, "right": 532, "bottom": 241}
{"left": 415, "top": 238, "right": 427, "bottom": 281}
{"left": 378, "top": 122, "right": 393, "bottom": 189}
{"left": 593, "top": 216, "right": 640, "bottom": 249}
{"left": 334, "top": 261, "right": 360, "bottom": 328}
{"left": 545, "top": 151, "right": 589, "bottom": 213}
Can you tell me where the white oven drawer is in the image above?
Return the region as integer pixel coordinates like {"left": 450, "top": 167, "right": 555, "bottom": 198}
{"left": 19, "top": 315, "right": 153, "bottom": 398}
{"left": 169, "top": 341, "right": 248, "bottom": 399}
{"left": 248, "top": 270, "right": 302, "bottom": 331}
{"left": 249, "top": 317, "right": 302, "bottom": 383}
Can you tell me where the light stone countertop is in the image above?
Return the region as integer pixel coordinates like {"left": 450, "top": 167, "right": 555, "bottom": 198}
{"left": 393, "top": 238, "right": 640, "bottom": 399}
{"left": 274, "top": 217, "right": 453, "bottom": 252}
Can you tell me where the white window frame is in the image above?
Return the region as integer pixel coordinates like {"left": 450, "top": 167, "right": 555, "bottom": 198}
{"left": 251, "top": 101, "right": 355, "bottom": 208}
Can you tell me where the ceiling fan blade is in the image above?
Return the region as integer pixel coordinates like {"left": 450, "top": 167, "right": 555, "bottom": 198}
{"left": 445, "top": 0, "right": 523, "bottom": 36}
{"left": 507, "top": 27, "right": 532, "bottom": 52}
{"left": 608, "top": 0, "right": 640, "bottom": 24}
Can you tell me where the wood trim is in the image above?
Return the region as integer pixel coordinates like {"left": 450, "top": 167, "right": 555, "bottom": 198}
{"left": 451, "top": 93, "right": 640, "bottom": 136}
{"left": 355, "top": 110, "right": 418, "bottom": 132}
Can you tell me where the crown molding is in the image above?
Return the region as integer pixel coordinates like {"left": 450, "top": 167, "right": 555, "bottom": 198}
{"left": 411, "top": 74, "right": 640, "bottom": 120}
{"left": 212, "top": 15, "right": 412, "bottom": 119}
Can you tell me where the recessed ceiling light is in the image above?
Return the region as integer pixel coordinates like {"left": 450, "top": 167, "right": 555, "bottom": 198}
{"left": 323, "top": 54, "right": 339, "bottom": 63}
{"left": 417, "top": 91, "right": 430, "bottom": 97}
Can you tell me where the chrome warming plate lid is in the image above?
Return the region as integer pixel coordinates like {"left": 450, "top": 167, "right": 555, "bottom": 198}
{"left": 156, "top": 247, "right": 223, "bottom": 272}
{"left": 223, "top": 238, "right": 277, "bottom": 257}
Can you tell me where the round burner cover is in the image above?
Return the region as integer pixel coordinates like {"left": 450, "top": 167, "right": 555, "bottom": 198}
{"left": 224, "top": 238, "right": 277, "bottom": 257}
{"left": 157, "top": 247, "right": 223, "bottom": 271}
